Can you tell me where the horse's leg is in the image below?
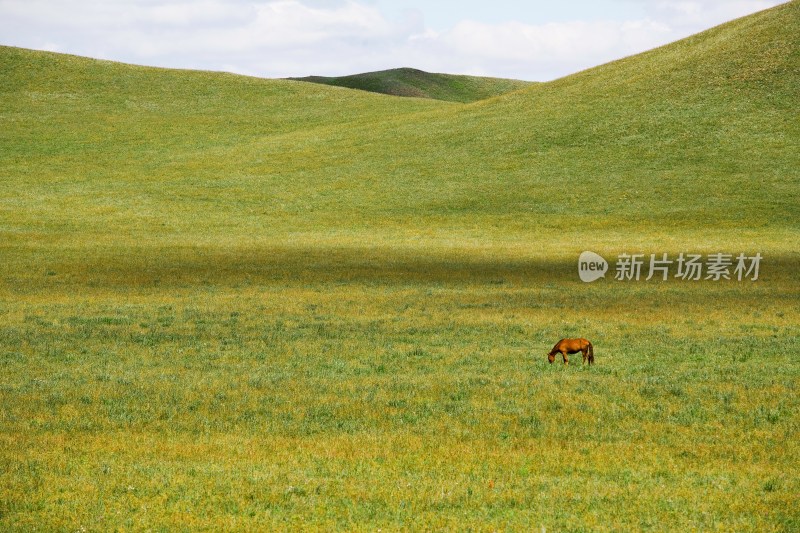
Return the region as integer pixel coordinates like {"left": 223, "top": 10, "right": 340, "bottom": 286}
{"left": 561, "top": 349, "right": 569, "bottom": 365}
{"left": 582, "top": 347, "right": 588, "bottom": 364}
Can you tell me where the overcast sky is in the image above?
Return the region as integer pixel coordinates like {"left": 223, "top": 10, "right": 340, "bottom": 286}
{"left": 0, "top": 0, "right": 787, "bottom": 81}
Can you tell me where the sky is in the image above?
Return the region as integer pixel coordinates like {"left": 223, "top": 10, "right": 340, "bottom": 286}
{"left": 0, "top": 0, "right": 788, "bottom": 81}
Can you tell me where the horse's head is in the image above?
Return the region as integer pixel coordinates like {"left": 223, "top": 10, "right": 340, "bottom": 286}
{"left": 547, "top": 352, "right": 555, "bottom": 364}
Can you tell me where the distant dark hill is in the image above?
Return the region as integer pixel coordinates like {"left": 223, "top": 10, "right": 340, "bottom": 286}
{"left": 288, "top": 67, "right": 534, "bottom": 103}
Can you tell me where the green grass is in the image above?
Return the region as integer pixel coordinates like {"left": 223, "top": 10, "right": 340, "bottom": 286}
{"left": 1, "top": 1, "right": 799, "bottom": 530}
{"left": 289, "top": 67, "right": 534, "bottom": 103}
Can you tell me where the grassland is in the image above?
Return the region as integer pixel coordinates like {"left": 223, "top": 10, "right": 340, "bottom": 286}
{"left": 289, "top": 68, "right": 533, "bottom": 103}
{"left": 1, "top": 1, "right": 799, "bottom": 531}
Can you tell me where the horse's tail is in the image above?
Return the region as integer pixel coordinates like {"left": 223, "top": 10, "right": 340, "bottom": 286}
{"left": 587, "top": 341, "right": 594, "bottom": 364}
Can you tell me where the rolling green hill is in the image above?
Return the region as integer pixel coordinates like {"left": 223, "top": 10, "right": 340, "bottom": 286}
{"left": 0, "top": 1, "right": 798, "bottom": 531}
{"left": 1, "top": 1, "right": 796, "bottom": 258}
{"left": 289, "top": 67, "right": 534, "bottom": 102}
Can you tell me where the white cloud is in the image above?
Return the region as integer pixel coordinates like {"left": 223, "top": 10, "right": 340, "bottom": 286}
{"left": 429, "top": 18, "right": 673, "bottom": 79}
{"left": 0, "top": 0, "right": 787, "bottom": 80}
{"left": 645, "top": 0, "right": 781, "bottom": 28}
{"left": 147, "top": 1, "right": 255, "bottom": 27}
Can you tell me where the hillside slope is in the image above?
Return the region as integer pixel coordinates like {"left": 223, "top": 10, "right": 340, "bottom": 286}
{"left": 377, "top": 0, "right": 800, "bottom": 236}
{"left": 0, "top": 1, "right": 797, "bottom": 277}
{"left": 231, "top": 1, "right": 797, "bottom": 247}
{"left": 0, "top": 47, "right": 450, "bottom": 172}
{"left": 289, "top": 67, "right": 533, "bottom": 103}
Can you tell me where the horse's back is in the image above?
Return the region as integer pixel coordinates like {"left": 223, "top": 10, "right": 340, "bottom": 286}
{"left": 556, "top": 338, "right": 590, "bottom": 351}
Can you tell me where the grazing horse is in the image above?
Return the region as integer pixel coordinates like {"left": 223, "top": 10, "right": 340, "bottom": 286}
{"left": 548, "top": 338, "right": 594, "bottom": 365}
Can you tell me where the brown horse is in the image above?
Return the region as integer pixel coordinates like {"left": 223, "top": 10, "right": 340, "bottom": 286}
{"left": 548, "top": 338, "right": 594, "bottom": 365}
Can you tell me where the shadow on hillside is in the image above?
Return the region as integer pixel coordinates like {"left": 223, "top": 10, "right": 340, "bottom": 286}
{"left": 3, "top": 244, "right": 797, "bottom": 290}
